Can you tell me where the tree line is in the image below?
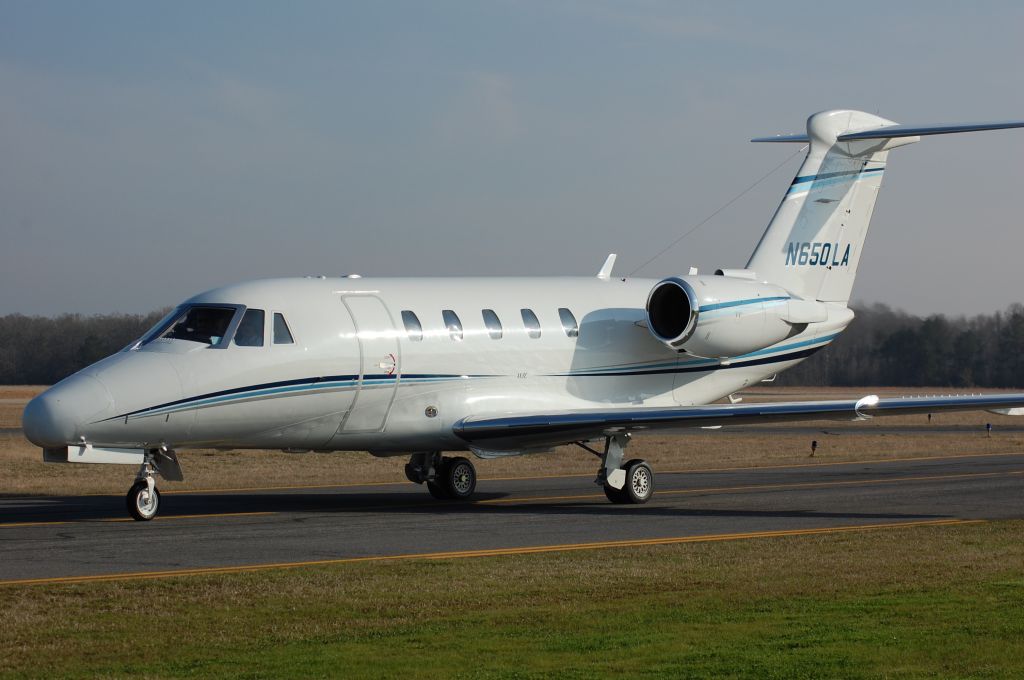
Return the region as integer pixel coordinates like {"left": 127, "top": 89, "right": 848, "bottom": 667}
{"left": 1, "top": 303, "right": 1023, "bottom": 386}
{"left": 778, "top": 303, "right": 1024, "bottom": 387}
{"left": 0, "top": 311, "right": 166, "bottom": 385}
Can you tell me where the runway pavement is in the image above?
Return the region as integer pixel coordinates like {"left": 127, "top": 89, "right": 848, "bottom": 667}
{"left": 2, "top": 452, "right": 1023, "bottom": 585}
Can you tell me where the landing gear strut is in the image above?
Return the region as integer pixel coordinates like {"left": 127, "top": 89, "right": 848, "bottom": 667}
{"left": 406, "top": 452, "right": 477, "bottom": 501}
{"left": 581, "top": 433, "right": 655, "bottom": 504}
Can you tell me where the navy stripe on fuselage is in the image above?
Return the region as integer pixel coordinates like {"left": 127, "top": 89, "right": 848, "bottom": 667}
{"left": 106, "top": 373, "right": 495, "bottom": 420}
{"left": 106, "top": 345, "right": 823, "bottom": 422}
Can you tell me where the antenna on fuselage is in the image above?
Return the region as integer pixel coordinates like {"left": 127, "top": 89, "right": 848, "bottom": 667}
{"left": 597, "top": 253, "right": 617, "bottom": 280}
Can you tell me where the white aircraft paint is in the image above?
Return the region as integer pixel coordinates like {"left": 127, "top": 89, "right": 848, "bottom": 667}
{"left": 22, "top": 110, "right": 1024, "bottom": 519}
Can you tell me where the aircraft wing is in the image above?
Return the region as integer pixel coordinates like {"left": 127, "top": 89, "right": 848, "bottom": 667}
{"left": 453, "top": 393, "right": 1024, "bottom": 451}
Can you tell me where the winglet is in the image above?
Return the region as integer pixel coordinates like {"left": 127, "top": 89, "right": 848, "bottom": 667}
{"left": 597, "top": 253, "right": 617, "bottom": 280}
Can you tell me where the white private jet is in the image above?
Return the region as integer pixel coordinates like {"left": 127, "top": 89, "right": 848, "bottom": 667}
{"left": 22, "top": 109, "right": 1024, "bottom": 520}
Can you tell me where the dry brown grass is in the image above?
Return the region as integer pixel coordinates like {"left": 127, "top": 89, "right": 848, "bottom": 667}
{"left": 3, "top": 385, "right": 1022, "bottom": 496}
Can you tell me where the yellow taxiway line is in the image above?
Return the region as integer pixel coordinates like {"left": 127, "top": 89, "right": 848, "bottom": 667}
{"left": 0, "top": 511, "right": 274, "bottom": 529}
{"left": 0, "top": 518, "right": 982, "bottom": 587}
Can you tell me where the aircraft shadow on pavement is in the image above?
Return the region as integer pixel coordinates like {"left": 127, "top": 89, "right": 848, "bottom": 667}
{"left": 0, "top": 489, "right": 949, "bottom": 525}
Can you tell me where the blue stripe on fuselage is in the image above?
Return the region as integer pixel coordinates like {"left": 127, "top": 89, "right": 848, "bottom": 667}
{"left": 105, "top": 333, "right": 839, "bottom": 421}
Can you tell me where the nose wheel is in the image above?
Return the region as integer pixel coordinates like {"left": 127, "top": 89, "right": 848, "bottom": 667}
{"left": 126, "top": 478, "right": 161, "bottom": 521}
{"left": 125, "top": 452, "right": 171, "bottom": 520}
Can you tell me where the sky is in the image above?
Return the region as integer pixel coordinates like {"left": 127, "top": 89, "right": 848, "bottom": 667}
{"left": 1, "top": 1, "right": 1022, "bottom": 317}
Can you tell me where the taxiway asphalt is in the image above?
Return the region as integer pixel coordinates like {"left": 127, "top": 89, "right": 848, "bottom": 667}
{"left": 2, "top": 452, "right": 1023, "bottom": 585}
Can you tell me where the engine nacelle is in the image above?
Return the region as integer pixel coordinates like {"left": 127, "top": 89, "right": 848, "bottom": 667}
{"left": 645, "top": 274, "right": 826, "bottom": 358}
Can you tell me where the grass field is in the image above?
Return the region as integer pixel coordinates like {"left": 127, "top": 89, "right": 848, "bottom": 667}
{"left": 3, "top": 520, "right": 1024, "bottom": 678}
{"left": 3, "top": 385, "right": 1022, "bottom": 496}
{"left": 4, "top": 386, "right": 1024, "bottom": 677}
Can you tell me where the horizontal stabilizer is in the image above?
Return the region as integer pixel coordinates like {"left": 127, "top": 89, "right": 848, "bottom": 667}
{"left": 838, "top": 120, "right": 1024, "bottom": 141}
{"left": 754, "top": 119, "right": 1024, "bottom": 143}
{"left": 750, "top": 133, "right": 810, "bottom": 143}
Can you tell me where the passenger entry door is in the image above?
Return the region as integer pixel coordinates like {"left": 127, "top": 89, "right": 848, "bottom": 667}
{"left": 338, "top": 295, "right": 401, "bottom": 432}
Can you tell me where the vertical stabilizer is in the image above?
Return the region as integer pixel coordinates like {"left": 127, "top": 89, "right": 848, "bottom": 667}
{"left": 746, "top": 110, "right": 914, "bottom": 303}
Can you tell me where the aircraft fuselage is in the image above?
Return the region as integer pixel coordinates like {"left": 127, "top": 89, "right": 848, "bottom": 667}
{"left": 24, "top": 275, "right": 850, "bottom": 456}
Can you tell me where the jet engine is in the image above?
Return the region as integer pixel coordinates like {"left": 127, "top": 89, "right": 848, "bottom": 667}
{"left": 645, "top": 271, "right": 827, "bottom": 359}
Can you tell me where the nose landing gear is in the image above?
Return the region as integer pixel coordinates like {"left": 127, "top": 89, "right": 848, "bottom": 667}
{"left": 127, "top": 476, "right": 160, "bottom": 521}
{"left": 125, "top": 448, "right": 182, "bottom": 521}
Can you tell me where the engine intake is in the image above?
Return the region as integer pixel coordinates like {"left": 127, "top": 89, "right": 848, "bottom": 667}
{"left": 646, "top": 278, "right": 699, "bottom": 347}
{"left": 646, "top": 274, "right": 825, "bottom": 359}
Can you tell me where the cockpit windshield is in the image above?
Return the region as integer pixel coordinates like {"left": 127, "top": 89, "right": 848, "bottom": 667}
{"left": 138, "top": 305, "right": 239, "bottom": 347}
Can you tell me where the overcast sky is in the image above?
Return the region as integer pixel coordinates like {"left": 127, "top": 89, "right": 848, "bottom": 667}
{"left": 1, "top": 1, "right": 1023, "bottom": 317}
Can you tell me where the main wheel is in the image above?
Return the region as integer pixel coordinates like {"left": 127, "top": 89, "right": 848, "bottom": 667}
{"left": 126, "top": 480, "right": 160, "bottom": 521}
{"left": 603, "top": 483, "right": 628, "bottom": 503}
{"left": 621, "top": 459, "right": 654, "bottom": 504}
{"left": 442, "top": 457, "right": 477, "bottom": 500}
{"left": 426, "top": 478, "right": 451, "bottom": 500}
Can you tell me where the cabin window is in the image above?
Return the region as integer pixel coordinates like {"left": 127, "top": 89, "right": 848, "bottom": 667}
{"left": 156, "top": 305, "right": 236, "bottom": 347}
{"left": 273, "top": 313, "right": 295, "bottom": 345}
{"left": 234, "top": 309, "right": 265, "bottom": 347}
{"left": 482, "top": 309, "right": 503, "bottom": 339}
{"left": 401, "top": 310, "right": 423, "bottom": 341}
{"left": 521, "top": 309, "right": 541, "bottom": 339}
{"left": 442, "top": 309, "right": 463, "bottom": 341}
{"left": 558, "top": 308, "right": 579, "bottom": 338}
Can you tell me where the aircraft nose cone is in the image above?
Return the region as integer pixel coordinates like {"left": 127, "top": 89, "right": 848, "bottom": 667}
{"left": 22, "top": 376, "right": 114, "bottom": 448}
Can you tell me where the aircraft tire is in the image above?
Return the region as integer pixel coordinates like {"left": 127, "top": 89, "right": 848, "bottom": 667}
{"left": 426, "top": 479, "right": 451, "bottom": 500}
{"left": 603, "top": 484, "right": 628, "bottom": 503}
{"left": 443, "top": 456, "right": 477, "bottom": 500}
{"left": 621, "top": 459, "right": 654, "bottom": 504}
{"left": 126, "top": 480, "right": 161, "bottom": 521}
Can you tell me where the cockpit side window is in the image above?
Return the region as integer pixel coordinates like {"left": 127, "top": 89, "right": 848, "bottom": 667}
{"left": 234, "top": 309, "right": 265, "bottom": 347}
{"left": 273, "top": 313, "right": 295, "bottom": 345}
{"left": 153, "top": 306, "right": 237, "bottom": 347}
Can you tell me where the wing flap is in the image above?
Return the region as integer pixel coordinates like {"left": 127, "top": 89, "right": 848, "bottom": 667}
{"left": 454, "top": 393, "right": 1024, "bottom": 450}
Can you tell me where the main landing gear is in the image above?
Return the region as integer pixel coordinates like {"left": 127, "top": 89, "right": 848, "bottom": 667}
{"left": 405, "top": 452, "right": 477, "bottom": 501}
{"left": 125, "top": 448, "right": 183, "bottom": 521}
{"left": 577, "top": 433, "right": 655, "bottom": 504}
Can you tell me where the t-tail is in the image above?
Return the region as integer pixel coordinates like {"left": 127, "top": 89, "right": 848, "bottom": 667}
{"left": 745, "top": 109, "right": 1024, "bottom": 305}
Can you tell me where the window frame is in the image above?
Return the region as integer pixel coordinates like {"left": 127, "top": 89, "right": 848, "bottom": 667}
{"left": 521, "top": 308, "right": 542, "bottom": 339}
{"left": 133, "top": 304, "right": 246, "bottom": 350}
